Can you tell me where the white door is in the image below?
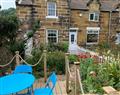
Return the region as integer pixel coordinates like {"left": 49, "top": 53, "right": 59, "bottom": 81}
{"left": 69, "top": 30, "right": 77, "bottom": 45}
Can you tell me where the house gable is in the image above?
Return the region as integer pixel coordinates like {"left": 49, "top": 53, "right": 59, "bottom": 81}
{"left": 87, "top": 0, "right": 101, "bottom": 12}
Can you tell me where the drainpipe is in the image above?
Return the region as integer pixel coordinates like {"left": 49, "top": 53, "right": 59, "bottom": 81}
{"left": 108, "top": 10, "right": 112, "bottom": 45}
{"left": 67, "top": 0, "right": 71, "bottom": 45}
{"left": 67, "top": 0, "right": 71, "bottom": 29}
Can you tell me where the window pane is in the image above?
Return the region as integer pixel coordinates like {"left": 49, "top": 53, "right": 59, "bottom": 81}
{"left": 48, "top": 9, "right": 55, "bottom": 16}
{"left": 48, "top": 2, "right": 56, "bottom": 16}
{"left": 71, "top": 34, "right": 74, "bottom": 42}
{"left": 87, "top": 34, "right": 98, "bottom": 43}
{"left": 95, "top": 13, "right": 99, "bottom": 21}
{"left": 90, "top": 14, "right": 94, "bottom": 20}
{"left": 47, "top": 30, "right": 57, "bottom": 43}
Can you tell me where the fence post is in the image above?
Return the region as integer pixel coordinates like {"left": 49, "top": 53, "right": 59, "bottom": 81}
{"left": 74, "top": 62, "right": 80, "bottom": 95}
{"left": 65, "top": 53, "right": 70, "bottom": 93}
{"left": 44, "top": 50, "right": 47, "bottom": 82}
{"left": 15, "top": 51, "right": 20, "bottom": 66}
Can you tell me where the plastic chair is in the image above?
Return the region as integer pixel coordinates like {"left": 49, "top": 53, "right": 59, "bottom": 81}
{"left": 13, "top": 65, "right": 32, "bottom": 74}
{"left": 34, "top": 72, "right": 57, "bottom": 95}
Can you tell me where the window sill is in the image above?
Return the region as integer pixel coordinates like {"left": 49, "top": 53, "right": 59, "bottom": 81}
{"left": 89, "top": 20, "right": 99, "bottom": 22}
{"left": 46, "top": 16, "right": 58, "bottom": 19}
{"left": 86, "top": 42, "right": 98, "bottom": 45}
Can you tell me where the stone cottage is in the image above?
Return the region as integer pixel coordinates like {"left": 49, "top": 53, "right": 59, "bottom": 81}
{"left": 16, "top": 0, "right": 120, "bottom": 52}
{"left": 16, "top": 0, "right": 70, "bottom": 44}
{"left": 70, "top": 0, "right": 120, "bottom": 46}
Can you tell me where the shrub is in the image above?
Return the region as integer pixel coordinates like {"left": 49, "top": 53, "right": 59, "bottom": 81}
{"left": 25, "top": 48, "right": 43, "bottom": 78}
{"left": 47, "top": 51, "right": 65, "bottom": 74}
{"left": 98, "top": 42, "right": 110, "bottom": 49}
{"left": 26, "top": 49, "right": 65, "bottom": 77}
{"left": 68, "top": 54, "right": 78, "bottom": 64}
{"left": 46, "top": 42, "right": 68, "bottom": 52}
{"left": 8, "top": 40, "right": 25, "bottom": 54}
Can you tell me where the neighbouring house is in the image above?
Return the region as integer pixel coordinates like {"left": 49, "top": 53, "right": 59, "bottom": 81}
{"left": 70, "top": 0, "right": 120, "bottom": 47}
{"left": 16, "top": 0, "right": 120, "bottom": 54}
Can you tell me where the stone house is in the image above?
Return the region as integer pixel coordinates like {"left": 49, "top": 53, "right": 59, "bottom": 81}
{"left": 70, "top": 0, "right": 120, "bottom": 46}
{"left": 16, "top": 0, "right": 120, "bottom": 50}
{"left": 16, "top": 0, "right": 70, "bottom": 45}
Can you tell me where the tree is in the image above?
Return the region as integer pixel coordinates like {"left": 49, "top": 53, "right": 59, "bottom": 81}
{"left": 0, "top": 8, "right": 19, "bottom": 46}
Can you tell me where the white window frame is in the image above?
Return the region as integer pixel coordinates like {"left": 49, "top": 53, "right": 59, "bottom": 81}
{"left": 89, "top": 13, "right": 99, "bottom": 22}
{"left": 46, "top": 29, "right": 58, "bottom": 43}
{"left": 86, "top": 27, "right": 100, "bottom": 45}
{"left": 46, "top": 2, "right": 58, "bottom": 19}
{"left": 115, "top": 33, "right": 120, "bottom": 44}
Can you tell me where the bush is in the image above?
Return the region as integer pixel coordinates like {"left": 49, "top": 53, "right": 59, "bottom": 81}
{"left": 47, "top": 51, "right": 65, "bottom": 74}
{"left": 46, "top": 42, "right": 68, "bottom": 52}
{"left": 68, "top": 54, "right": 78, "bottom": 64}
{"left": 25, "top": 49, "right": 65, "bottom": 78}
{"left": 25, "top": 48, "right": 43, "bottom": 78}
{"left": 98, "top": 42, "right": 110, "bottom": 49}
{"left": 8, "top": 40, "right": 25, "bottom": 54}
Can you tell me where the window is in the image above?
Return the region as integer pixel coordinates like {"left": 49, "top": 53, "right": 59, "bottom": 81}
{"left": 115, "top": 33, "right": 120, "bottom": 44}
{"left": 47, "top": 30, "right": 58, "bottom": 43}
{"left": 71, "top": 34, "right": 74, "bottom": 42}
{"left": 89, "top": 13, "right": 99, "bottom": 21}
{"left": 86, "top": 27, "right": 100, "bottom": 44}
{"left": 47, "top": 2, "right": 56, "bottom": 17}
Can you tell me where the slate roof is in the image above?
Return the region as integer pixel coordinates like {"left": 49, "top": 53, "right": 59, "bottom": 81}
{"left": 71, "top": 0, "right": 120, "bottom": 11}
{"left": 16, "top": 0, "right": 120, "bottom": 11}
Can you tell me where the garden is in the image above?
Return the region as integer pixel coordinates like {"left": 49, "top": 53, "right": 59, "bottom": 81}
{"left": 0, "top": 7, "right": 120, "bottom": 95}
{"left": 68, "top": 44, "right": 120, "bottom": 94}
{"left": 25, "top": 42, "right": 68, "bottom": 78}
{"left": 25, "top": 41, "right": 120, "bottom": 94}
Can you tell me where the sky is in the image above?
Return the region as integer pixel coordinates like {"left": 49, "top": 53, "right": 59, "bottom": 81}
{"left": 0, "top": 0, "right": 16, "bottom": 10}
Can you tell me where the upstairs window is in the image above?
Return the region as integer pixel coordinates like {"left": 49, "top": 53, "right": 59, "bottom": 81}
{"left": 47, "top": 2, "right": 56, "bottom": 17}
{"left": 89, "top": 13, "right": 99, "bottom": 21}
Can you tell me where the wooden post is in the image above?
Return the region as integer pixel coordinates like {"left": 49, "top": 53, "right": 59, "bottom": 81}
{"left": 15, "top": 51, "right": 20, "bottom": 66}
{"left": 65, "top": 53, "right": 70, "bottom": 93}
{"left": 44, "top": 50, "right": 47, "bottom": 82}
{"left": 74, "top": 62, "right": 80, "bottom": 95}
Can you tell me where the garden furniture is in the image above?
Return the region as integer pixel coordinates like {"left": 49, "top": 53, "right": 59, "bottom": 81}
{"left": 13, "top": 64, "right": 32, "bottom": 74}
{"left": 34, "top": 72, "right": 57, "bottom": 95}
{"left": 0, "top": 73, "right": 35, "bottom": 95}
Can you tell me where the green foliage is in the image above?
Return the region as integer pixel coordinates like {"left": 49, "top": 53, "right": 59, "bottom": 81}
{"left": 27, "top": 30, "right": 34, "bottom": 38}
{"left": 25, "top": 48, "right": 43, "bottom": 77}
{"left": 25, "top": 19, "right": 40, "bottom": 39}
{"left": 98, "top": 42, "right": 110, "bottom": 49}
{"left": 32, "top": 19, "right": 41, "bottom": 32}
{"left": 0, "top": 8, "right": 16, "bottom": 16}
{"left": 46, "top": 42, "right": 68, "bottom": 52}
{"left": 47, "top": 51, "right": 65, "bottom": 74}
{"left": 80, "top": 56, "right": 120, "bottom": 94}
{"left": 68, "top": 54, "right": 78, "bottom": 63}
{"left": 0, "top": 8, "right": 19, "bottom": 44}
{"left": 8, "top": 40, "right": 25, "bottom": 54}
{"left": 25, "top": 48, "right": 65, "bottom": 78}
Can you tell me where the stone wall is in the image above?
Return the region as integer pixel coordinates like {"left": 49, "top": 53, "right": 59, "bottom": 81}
{"left": 33, "top": 0, "right": 69, "bottom": 44}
